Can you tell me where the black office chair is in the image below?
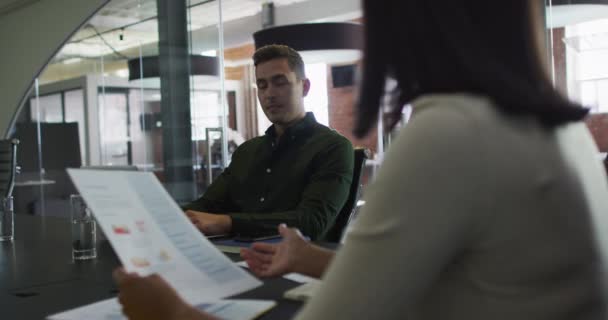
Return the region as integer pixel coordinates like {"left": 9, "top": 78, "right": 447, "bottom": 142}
{"left": 0, "top": 139, "right": 19, "bottom": 198}
{"left": 323, "top": 148, "right": 370, "bottom": 243}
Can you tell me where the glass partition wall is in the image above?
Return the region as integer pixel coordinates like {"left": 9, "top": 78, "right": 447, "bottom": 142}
{"left": 8, "top": 0, "right": 372, "bottom": 216}
{"left": 10, "top": 0, "right": 228, "bottom": 215}
{"left": 18, "top": 1, "right": 597, "bottom": 218}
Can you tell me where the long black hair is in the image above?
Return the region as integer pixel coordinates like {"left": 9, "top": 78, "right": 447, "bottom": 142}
{"left": 354, "top": 0, "right": 588, "bottom": 138}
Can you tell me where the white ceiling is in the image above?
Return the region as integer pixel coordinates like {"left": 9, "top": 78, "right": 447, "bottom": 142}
{"left": 53, "top": 0, "right": 322, "bottom": 62}
{"left": 548, "top": 4, "right": 608, "bottom": 28}
{"left": 36, "top": 0, "right": 360, "bottom": 84}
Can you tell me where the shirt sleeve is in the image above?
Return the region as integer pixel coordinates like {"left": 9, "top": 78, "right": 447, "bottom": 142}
{"left": 228, "top": 137, "right": 354, "bottom": 240}
{"left": 294, "top": 107, "right": 490, "bottom": 319}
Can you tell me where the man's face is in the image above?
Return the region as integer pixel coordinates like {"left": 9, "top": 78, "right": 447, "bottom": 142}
{"left": 255, "top": 58, "right": 310, "bottom": 126}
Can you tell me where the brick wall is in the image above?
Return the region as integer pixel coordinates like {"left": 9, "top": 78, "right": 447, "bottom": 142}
{"left": 224, "top": 45, "right": 253, "bottom": 81}
{"left": 225, "top": 66, "right": 245, "bottom": 80}
{"left": 326, "top": 18, "right": 378, "bottom": 153}
{"left": 327, "top": 63, "right": 378, "bottom": 153}
{"left": 552, "top": 27, "right": 568, "bottom": 96}
{"left": 224, "top": 44, "right": 255, "bottom": 61}
{"left": 586, "top": 113, "right": 608, "bottom": 152}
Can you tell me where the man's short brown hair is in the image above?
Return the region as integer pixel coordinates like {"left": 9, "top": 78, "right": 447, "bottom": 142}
{"left": 252, "top": 44, "right": 306, "bottom": 79}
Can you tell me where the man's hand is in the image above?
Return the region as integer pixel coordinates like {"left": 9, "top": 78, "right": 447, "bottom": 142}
{"left": 112, "top": 268, "right": 217, "bottom": 320}
{"left": 240, "top": 224, "right": 310, "bottom": 278}
{"left": 185, "top": 210, "right": 232, "bottom": 235}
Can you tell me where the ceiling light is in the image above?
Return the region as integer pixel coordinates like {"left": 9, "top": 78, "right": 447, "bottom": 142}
{"left": 253, "top": 22, "right": 363, "bottom": 64}
{"left": 127, "top": 55, "right": 219, "bottom": 81}
{"left": 200, "top": 50, "right": 217, "bottom": 57}
{"left": 114, "top": 69, "right": 129, "bottom": 78}
{"left": 62, "top": 57, "right": 82, "bottom": 64}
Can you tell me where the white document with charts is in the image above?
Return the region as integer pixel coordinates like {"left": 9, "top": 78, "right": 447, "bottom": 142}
{"left": 48, "top": 169, "right": 270, "bottom": 320}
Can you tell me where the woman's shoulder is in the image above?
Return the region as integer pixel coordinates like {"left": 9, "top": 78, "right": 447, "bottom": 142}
{"left": 408, "top": 93, "right": 547, "bottom": 147}
{"left": 404, "top": 93, "right": 496, "bottom": 145}
{"left": 411, "top": 93, "right": 501, "bottom": 125}
{"left": 401, "top": 93, "right": 561, "bottom": 185}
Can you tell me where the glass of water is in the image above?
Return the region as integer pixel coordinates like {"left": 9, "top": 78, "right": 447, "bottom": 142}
{"left": 0, "top": 196, "right": 14, "bottom": 241}
{"left": 70, "top": 194, "right": 96, "bottom": 260}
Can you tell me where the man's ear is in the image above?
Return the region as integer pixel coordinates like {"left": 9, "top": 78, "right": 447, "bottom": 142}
{"left": 302, "top": 78, "right": 311, "bottom": 97}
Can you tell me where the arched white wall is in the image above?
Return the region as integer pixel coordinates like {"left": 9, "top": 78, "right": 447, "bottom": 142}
{"left": 0, "top": 0, "right": 108, "bottom": 137}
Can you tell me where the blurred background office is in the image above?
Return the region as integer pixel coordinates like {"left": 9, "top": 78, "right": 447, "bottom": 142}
{"left": 0, "top": 0, "right": 607, "bottom": 219}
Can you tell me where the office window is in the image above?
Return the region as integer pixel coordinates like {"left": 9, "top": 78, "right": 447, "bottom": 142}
{"left": 578, "top": 80, "right": 608, "bottom": 113}
{"left": 64, "top": 89, "right": 86, "bottom": 163}
{"left": 98, "top": 92, "right": 129, "bottom": 165}
{"left": 564, "top": 19, "right": 608, "bottom": 113}
{"left": 30, "top": 93, "right": 62, "bottom": 123}
{"left": 304, "top": 63, "right": 329, "bottom": 126}
{"left": 128, "top": 88, "right": 160, "bottom": 169}
{"left": 191, "top": 91, "right": 221, "bottom": 140}
{"left": 547, "top": 6, "right": 608, "bottom": 155}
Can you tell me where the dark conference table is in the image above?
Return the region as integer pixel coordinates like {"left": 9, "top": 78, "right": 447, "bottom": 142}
{"left": 0, "top": 214, "right": 304, "bottom": 319}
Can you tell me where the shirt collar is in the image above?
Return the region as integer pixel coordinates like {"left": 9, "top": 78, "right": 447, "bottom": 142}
{"left": 264, "top": 112, "right": 317, "bottom": 139}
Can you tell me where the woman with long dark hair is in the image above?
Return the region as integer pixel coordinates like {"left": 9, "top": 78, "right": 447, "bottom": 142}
{"left": 114, "top": 0, "right": 608, "bottom": 319}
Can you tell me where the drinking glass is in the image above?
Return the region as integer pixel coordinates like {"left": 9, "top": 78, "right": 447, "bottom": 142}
{"left": 70, "top": 194, "right": 97, "bottom": 260}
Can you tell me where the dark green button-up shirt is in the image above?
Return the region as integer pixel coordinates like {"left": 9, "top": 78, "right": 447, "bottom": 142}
{"left": 183, "top": 112, "right": 354, "bottom": 240}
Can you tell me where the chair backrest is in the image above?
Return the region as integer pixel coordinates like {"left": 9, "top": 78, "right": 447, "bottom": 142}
{"left": 323, "top": 148, "right": 370, "bottom": 243}
{"left": 0, "top": 139, "right": 19, "bottom": 198}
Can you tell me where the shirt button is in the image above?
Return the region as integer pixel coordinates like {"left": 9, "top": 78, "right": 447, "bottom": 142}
{"left": 266, "top": 168, "right": 271, "bottom": 173}
{"left": 260, "top": 197, "right": 265, "bottom": 202}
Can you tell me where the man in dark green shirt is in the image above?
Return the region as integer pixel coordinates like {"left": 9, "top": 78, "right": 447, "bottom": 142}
{"left": 183, "top": 45, "right": 353, "bottom": 240}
